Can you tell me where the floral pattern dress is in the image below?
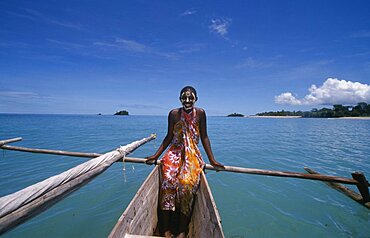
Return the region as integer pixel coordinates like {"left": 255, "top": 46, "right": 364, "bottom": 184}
{"left": 159, "top": 108, "right": 205, "bottom": 216}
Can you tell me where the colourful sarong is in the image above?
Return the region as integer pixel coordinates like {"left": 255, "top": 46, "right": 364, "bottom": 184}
{"left": 159, "top": 108, "right": 205, "bottom": 216}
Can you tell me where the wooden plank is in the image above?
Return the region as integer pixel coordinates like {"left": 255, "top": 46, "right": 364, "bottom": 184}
{"left": 188, "top": 171, "right": 224, "bottom": 238}
{"left": 124, "top": 235, "right": 163, "bottom": 238}
{"left": 109, "top": 167, "right": 159, "bottom": 238}
{"left": 110, "top": 167, "right": 224, "bottom": 238}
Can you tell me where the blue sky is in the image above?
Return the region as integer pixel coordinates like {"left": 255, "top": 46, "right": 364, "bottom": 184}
{"left": 1, "top": 0, "right": 370, "bottom": 115}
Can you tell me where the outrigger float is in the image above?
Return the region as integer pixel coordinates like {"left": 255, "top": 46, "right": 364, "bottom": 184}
{"left": 0, "top": 136, "right": 369, "bottom": 237}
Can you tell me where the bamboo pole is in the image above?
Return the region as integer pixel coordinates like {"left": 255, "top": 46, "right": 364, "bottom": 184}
{"left": 0, "top": 135, "right": 156, "bottom": 235}
{"left": 305, "top": 167, "right": 370, "bottom": 209}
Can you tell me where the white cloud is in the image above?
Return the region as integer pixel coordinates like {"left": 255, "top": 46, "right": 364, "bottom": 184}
{"left": 93, "top": 38, "right": 176, "bottom": 59}
{"left": 47, "top": 39, "right": 85, "bottom": 49}
{"left": 350, "top": 30, "right": 370, "bottom": 38}
{"left": 209, "top": 18, "right": 231, "bottom": 37}
{"left": 10, "top": 8, "right": 83, "bottom": 30}
{"left": 236, "top": 57, "right": 264, "bottom": 69}
{"left": 181, "top": 9, "right": 197, "bottom": 16}
{"left": 0, "top": 91, "right": 42, "bottom": 99}
{"left": 115, "top": 39, "right": 147, "bottom": 52}
{"left": 94, "top": 38, "right": 148, "bottom": 52}
{"left": 275, "top": 78, "right": 370, "bottom": 105}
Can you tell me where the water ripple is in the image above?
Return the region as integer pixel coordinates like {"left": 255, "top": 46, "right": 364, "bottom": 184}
{"left": 1, "top": 115, "right": 369, "bottom": 238}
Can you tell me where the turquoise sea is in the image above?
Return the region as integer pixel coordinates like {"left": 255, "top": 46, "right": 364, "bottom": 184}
{"left": 1, "top": 114, "right": 369, "bottom": 238}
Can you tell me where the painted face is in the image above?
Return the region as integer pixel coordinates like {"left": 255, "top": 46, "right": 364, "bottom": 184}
{"left": 180, "top": 90, "right": 196, "bottom": 110}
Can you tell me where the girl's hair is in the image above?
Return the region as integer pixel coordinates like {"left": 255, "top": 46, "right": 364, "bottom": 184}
{"left": 180, "top": 86, "right": 198, "bottom": 99}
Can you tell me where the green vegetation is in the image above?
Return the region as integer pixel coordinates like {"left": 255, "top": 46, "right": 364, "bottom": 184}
{"left": 257, "top": 102, "right": 370, "bottom": 118}
{"left": 114, "top": 110, "right": 129, "bottom": 116}
{"left": 227, "top": 113, "right": 245, "bottom": 117}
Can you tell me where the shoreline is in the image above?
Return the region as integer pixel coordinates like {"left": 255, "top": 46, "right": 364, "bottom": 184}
{"left": 330, "top": 117, "right": 370, "bottom": 120}
{"left": 246, "top": 116, "right": 303, "bottom": 119}
{"left": 246, "top": 115, "right": 370, "bottom": 120}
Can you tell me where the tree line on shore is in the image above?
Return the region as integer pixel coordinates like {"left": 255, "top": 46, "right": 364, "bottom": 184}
{"left": 257, "top": 102, "right": 370, "bottom": 118}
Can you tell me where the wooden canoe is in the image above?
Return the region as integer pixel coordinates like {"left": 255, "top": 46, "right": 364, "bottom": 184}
{"left": 109, "top": 166, "right": 224, "bottom": 238}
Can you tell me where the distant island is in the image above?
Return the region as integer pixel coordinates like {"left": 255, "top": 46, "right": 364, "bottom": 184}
{"left": 114, "top": 110, "right": 129, "bottom": 116}
{"left": 227, "top": 113, "right": 245, "bottom": 117}
{"left": 256, "top": 102, "right": 370, "bottom": 118}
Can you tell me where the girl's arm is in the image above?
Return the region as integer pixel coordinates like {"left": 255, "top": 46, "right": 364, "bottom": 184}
{"left": 199, "top": 109, "right": 224, "bottom": 169}
{"left": 145, "top": 110, "right": 175, "bottom": 164}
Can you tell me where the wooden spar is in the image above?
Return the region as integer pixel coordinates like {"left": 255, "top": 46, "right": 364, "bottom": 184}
{"left": 1, "top": 144, "right": 101, "bottom": 158}
{"left": 147, "top": 158, "right": 361, "bottom": 186}
{"left": 0, "top": 137, "right": 22, "bottom": 146}
{"left": 352, "top": 172, "right": 370, "bottom": 203}
{"left": 205, "top": 164, "right": 361, "bottom": 185}
{"left": 1, "top": 143, "right": 365, "bottom": 186}
{"left": 305, "top": 167, "right": 370, "bottom": 209}
{"left": 0, "top": 135, "right": 156, "bottom": 235}
{"left": 124, "top": 158, "right": 361, "bottom": 186}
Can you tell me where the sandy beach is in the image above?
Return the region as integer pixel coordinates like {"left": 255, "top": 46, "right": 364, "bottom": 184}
{"left": 332, "top": 117, "right": 370, "bottom": 120}
{"left": 246, "top": 116, "right": 303, "bottom": 119}
{"left": 247, "top": 116, "right": 370, "bottom": 120}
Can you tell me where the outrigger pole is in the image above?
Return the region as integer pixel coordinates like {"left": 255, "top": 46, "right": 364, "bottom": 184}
{"left": 0, "top": 135, "right": 156, "bottom": 235}
{"left": 1, "top": 136, "right": 370, "bottom": 207}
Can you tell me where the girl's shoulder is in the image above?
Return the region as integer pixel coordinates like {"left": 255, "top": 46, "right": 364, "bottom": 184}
{"left": 169, "top": 108, "right": 182, "bottom": 121}
{"left": 195, "top": 107, "right": 206, "bottom": 116}
{"left": 169, "top": 108, "right": 181, "bottom": 115}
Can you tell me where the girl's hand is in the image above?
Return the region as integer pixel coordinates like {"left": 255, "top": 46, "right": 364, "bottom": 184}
{"left": 145, "top": 155, "right": 158, "bottom": 165}
{"left": 211, "top": 161, "right": 225, "bottom": 171}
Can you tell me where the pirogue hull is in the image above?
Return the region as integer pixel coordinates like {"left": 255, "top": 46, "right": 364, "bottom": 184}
{"left": 109, "top": 166, "right": 224, "bottom": 238}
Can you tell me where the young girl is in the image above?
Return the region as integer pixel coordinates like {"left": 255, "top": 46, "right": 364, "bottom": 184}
{"left": 146, "top": 86, "right": 224, "bottom": 238}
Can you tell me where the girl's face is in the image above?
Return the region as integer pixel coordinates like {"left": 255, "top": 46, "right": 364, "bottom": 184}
{"left": 180, "top": 90, "right": 196, "bottom": 110}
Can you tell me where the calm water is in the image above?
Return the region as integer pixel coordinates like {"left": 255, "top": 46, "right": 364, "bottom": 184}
{"left": 1, "top": 114, "right": 369, "bottom": 237}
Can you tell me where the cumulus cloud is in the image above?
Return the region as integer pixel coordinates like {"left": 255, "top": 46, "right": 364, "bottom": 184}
{"left": 275, "top": 78, "right": 370, "bottom": 105}
{"left": 209, "top": 18, "right": 231, "bottom": 37}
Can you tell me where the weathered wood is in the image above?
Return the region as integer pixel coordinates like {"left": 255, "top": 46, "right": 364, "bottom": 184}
{"left": 305, "top": 167, "right": 370, "bottom": 209}
{"left": 124, "top": 235, "right": 163, "bottom": 238}
{"left": 1, "top": 144, "right": 366, "bottom": 187}
{"left": 188, "top": 171, "right": 224, "bottom": 238}
{"left": 1, "top": 144, "right": 101, "bottom": 158}
{"left": 0, "top": 137, "right": 22, "bottom": 146}
{"left": 0, "top": 135, "right": 155, "bottom": 235}
{"left": 0, "top": 163, "right": 107, "bottom": 234}
{"left": 109, "top": 167, "right": 160, "bottom": 238}
{"left": 204, "top": 164, "right": 361, "bottom": 185}
{"left": 2, "top": 142, "right": 363, "bottom": 187}
{"left": 352, "top": 172, "right": 370, "bottom": 203}
{"left": 109, "top": 166, "right": 225, "bottom": 238}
